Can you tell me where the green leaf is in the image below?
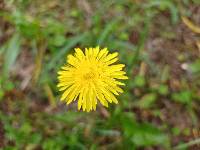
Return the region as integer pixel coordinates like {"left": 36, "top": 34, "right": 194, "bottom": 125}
{"left": 3, "top": 33, "right": 21, "bottom": 76}
{"left": 122, "top": 115, "right": 169, "bottom": 147}
{"left": 137, "top": 93, "right": 157, "bottom": 108}
{"left": 47, "top": 112, "right": 83, "bottom": 123}
{"left": 49, "top": 35, "right": 66, "bottom": 47}
{"left": 158, "top": 84, "right": 169, "bottom": 95}
{"left": 189, "top": 59, "right": 200, "bottom": 73}
{"left": 134, "top": 75, "right": 146, "bottom": 87}
{"left": 172, "top": 90, "right": 193, "bottom": 104}
{"left": 95, "top": 129, "right": 120, "bottom": 137}
{"left": 0, "top": 90, "right": 4, "bottom": 100}
{"left": 172, "top": 127, "right": 181, "bottom": 136}
{"left": 0, "top": 44, "right": 6, "bottom": 55}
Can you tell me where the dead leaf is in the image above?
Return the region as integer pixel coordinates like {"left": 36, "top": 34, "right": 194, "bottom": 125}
{"left": 182, "top": 16, "right": 200, "bottom": 34}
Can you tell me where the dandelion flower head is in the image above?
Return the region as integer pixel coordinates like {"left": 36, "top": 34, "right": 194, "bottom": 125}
{"left": 57, "top": 47, "right": 128, "bottom": 112}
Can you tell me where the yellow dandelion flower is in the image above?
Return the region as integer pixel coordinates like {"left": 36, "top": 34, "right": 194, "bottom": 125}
{"left": 57, "top": 46, "right": 128, "bottom": 112}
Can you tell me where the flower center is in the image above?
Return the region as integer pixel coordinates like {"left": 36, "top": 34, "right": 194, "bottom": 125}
{"left": 83, "top": 72, "right": 96, "bottom": 80}
{"left": 76, "top": 61, "right": 103, "bottom": 83}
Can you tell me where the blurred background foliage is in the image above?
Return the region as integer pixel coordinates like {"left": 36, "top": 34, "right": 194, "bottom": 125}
{"left": 0, "top": 0, "right": 200, "bottom": 149}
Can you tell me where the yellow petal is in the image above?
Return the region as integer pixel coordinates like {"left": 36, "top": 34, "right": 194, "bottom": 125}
{"left": 75, "top": 48, "right": 85, "bottom": 60}
{"left": 97, "top": 48, "right": 108, "bottom": 60}
{"left": 60, "top": 85, "right": 75, "bottom": 101}
{"left": 88, "top": 48, "right": 93, "bottom": 58}
{"left": 61, "top": 66, "right": 71, "bottom": 71}
{"left": 93, "top": 46, "right": 100, "bottom": 58}
{"left": 96, "top": 92, "right": 108, "bottom": 107}
{"left": 111, "top": 71, "right": 126, "bottom": 76}
{"left": 105, "top": 58, "right": 118, "bottom": 65}
{"left": 112, "top": 75, "right": 128, "bottom": 80}
{"left": 66, "top": 85, "right": 80, "bottom": 104}
{"left": 82, "top": 88, "right": 88, "bottom": 111}
{"left": 67, "top": 55, "right": 79, "bottom": 67}
{"left": 101, "top": 88, "right": 112, "bottom": 103}
{"left": 78, "top": 89, "right": 83, "bottom": 110}
{"left": 57, "top": 81, "right": 73, "bottom": 87}
{"left": 103, "top": 52, "right": 118, "bottom": 62}
{"left": 105, "top": 85, "right": 119, "bottom": 95}
{"left": 103, "top": 88, "right": 118, "bottom": 104}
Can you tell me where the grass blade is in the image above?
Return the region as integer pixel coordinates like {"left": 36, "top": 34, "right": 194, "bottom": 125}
{"left": 3, "top": 33, "right": 21, "bottom": 76}
{"left": 174, "top": 138, "right": 200, "bottom": 150}
{"left": 46, "top": 32, "right": 88, "bottom": 71}
{"left": 97, "top": 19, "right": 119, "bottom": 45}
